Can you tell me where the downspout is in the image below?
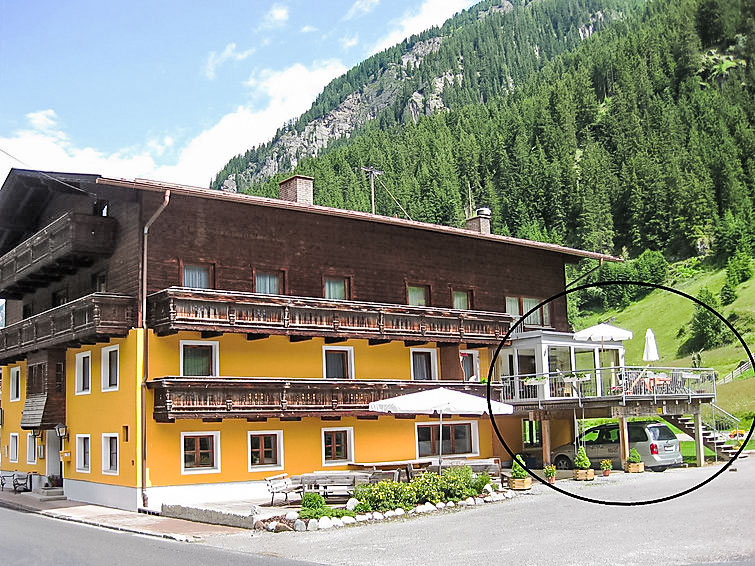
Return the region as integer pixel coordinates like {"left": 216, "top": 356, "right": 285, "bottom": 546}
{"left": 140, "top": 190, "right": 170, "bottom": 509}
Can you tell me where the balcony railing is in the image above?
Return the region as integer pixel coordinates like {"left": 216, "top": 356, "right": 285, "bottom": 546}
{"left": 148, "top": 377, "right": 511, "bottom": 422}
{"left": 0, "top": 293, "right": 137, "bottom": 362}
{"left": 0, "top": 212, "right": 117, "bottom": 298}
{"left": 148, "top": 287, "right": 513, "bottom": 344}
{"left": 499, "top": 366, "right": 717, "bottom": 406}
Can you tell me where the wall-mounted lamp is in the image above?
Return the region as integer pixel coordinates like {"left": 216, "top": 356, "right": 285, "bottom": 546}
{"left": 31, "top": 428, "right": 43, "bottom": 439}
{"left": 54, "top": 424, "right": 68, "bottom": 440}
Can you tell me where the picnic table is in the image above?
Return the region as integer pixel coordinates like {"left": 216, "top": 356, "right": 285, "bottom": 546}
{"left": 352, "top": 459, "right": 432, "bottom": 482}
{"left": 297, "top": 471, "right": 371, "bottom": 498}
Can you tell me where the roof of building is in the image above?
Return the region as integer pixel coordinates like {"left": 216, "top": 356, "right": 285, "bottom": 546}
{"left": 97, "top": 175, "right": 621, "bottom": 263}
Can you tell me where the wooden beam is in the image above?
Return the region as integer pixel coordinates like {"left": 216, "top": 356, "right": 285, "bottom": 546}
{"left": 618, "top": 416, "right": 629, "bottom": 468}
{"left": 289, "top": 336, "right": 312, "bottom": 343}
{"left": 404, "top": 340, "right": 428, "bottom": 347}
{"left": 201, "top": 331, "right": 223, "bottom": 339}
{"left": 202, "top": 418, "right": 222, "bottom": 423}
{"left": 324, "top": 337, "right": 347, "bottom": 344}
{"left": 541, "top": 419, "right": 552, "bottom": 466}
{"left": 357, "top": 415, "right": 379, "bottom": 420}
{"left": 321, "top": 416, "right": 342, "bottom": 421}
{"left": 246, "top": 417, "right": 268, "bottom": 422}
{"left": 280, "top": 416, "right": 302, "bottom": 421}
{"left": 368, "top": 339, "right": 391, "bottom": 346}
{"left": 246, "top": 333, "right": 270, "bottom": 341}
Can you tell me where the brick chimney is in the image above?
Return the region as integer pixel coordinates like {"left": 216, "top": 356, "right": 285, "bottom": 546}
{"left": 465, "top": 207, "right": 491, "bottom": 235}
{"left": 279, "top": 175, "right": 314, "bottom": 206}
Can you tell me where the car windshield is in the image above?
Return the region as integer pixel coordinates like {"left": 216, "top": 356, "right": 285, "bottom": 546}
{"left": 648, "top": 425, "right": 676, "bottom": 440}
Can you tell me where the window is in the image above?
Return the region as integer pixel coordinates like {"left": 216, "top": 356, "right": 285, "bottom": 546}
{"left": 248, "top": 431, "right": 283, "bottom": 471}
{"left": 506, "top": 297, "right": 550, "bottom": 327}
{"left": 91, "top": 272, "right": 107, "bottom": 292}
{"left": 452, "top": 290, "right": 472, "bottom": 310}
{"left": 9, "top": 433, "right": 18, "bottom": 463}
{"left": 102, "top": 434, "right": 119, "bottom": 475}
{"left": 416, "top": 422, "right": 477, "bottom": 457}
{"left": 324, "top": 276, "right": 349, "bottom": 300}
{"left": 27, "top": 433, "right": 37, "bottom": 465}
{"left": 9, "top": 366, "right": 20, "bottom": 401}
{"left": 255, "top": 270, "right": 283, "bottom": 295}
{"left": 101, "top": 345, "right": 119, "bottom": 391}
{"left": 522, "top": 420, "right": 542, "bottom": 447}
{"left": 22, "top": 303, "right": 33, "bottom": 319}
{"left": 460, "top": 350, "right": 480, "bottom": 381}
{"left": 75, "top": 351, "right": 91, "bottom": 395}
{"left": 181, "top": 432, "right": 220, "bottom": 474}
{"left": 76, "top": 435, "right": 90, "bottom": 473}
{"left": 411, "top": 349, "right": 438, "bottom": 381}
{"left": 52, "top": 288, "right": 68, "bottom": 308}
{"left": 182, "top": 263, "right": 213, "bottom": 289}
{"left": 322, "top": 427, "right": 354, "bottom": 466}
{"left": 323, "top": 346, "right": 355, "bottom": 379}
{"left": 522, "top": 298, "right": 542, "bottom": 325}
{"left": 28, "top": 363, "right": 45, "bottom": 394}
{"left": 180, "top": 341, "right": 219, "bottom": 376}
{"left": 407, "top": 285, "right": 429, "bottom": 306}
{"left": 505, "top": 297, "right": 520, "bottom": 316}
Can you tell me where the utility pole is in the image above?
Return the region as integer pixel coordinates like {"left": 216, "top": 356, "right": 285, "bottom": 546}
{"left": 361, "top": 166, "right": 383, "bottom": 215}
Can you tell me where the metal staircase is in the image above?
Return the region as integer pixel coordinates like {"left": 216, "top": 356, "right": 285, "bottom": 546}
{"left": 666, "top": 404, "right": 746, "bottom": 461}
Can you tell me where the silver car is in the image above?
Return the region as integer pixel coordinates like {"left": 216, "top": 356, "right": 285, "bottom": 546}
{"left": 551, "top": 421, "right": 683, "bottom": 472}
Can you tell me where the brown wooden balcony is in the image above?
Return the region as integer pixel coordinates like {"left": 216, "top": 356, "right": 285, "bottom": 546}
{"left": 148, "top": 377, "right": 511, "bottom": 422}
{"left": 0, "top": 212, "right": 117, "bottom": 299}
{"left": 0, "top": 293, "right": 137, "bottom": 363}
{"left": 148, "top": 288, "right": 513, "bottom": 345}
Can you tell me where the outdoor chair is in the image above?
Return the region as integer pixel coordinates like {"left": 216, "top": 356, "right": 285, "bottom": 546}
{"left": 368, "top": 469, "right": 400, "bottom": 483}
{"left": 264, "top": 473, "right": 304, "bottom": 506}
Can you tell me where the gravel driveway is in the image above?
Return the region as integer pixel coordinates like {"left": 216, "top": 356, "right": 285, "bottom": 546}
{"left": 202, "top": 456, "right": 755, "bottom": 565}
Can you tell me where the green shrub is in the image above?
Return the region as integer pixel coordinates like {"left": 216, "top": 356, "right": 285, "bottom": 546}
{"left": 301, "top": 492, "right": 326, "bottom": 510}
{"left": 720, "top": 281, "right": 737, "bottom": 305}
{"left": 412, "top": 472, "right": 443, "bottom": 504}
{"left": 354, "top": 480, "right": 415, "bottom": 512}
{"left": 470, "top": 472, "right": 491, "bottom": 495}
{"left": 574, "top": 446, "right": 591, "bottom": 470}
{"left": 298, "top": 491, "right": 355, "bottom": 519}
{"left": 628, "top": 448, "right": 643, "bottom": 464}
{"left": 439, "top": 466, "right": 476, "bottom": 500}
{"left": 511, "top": 454, "right": 528, "bottom": 479}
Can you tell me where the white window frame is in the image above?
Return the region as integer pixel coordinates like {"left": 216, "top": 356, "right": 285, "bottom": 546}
{"left": 76, "top": 434, "right": 91, "bottom": 473}
{"left": 26, "top": 433, "right": 37, "bottom": 465}
{"left": 322, "top": 346, "right": 355, "bottom": 379}
{"left": 410, "top": 348, "right": 439, "bottom": 381}
{"left": 101, "top": 345, "right": 120, "bottom": 392}
{"left": 75, "top": 351, "right": 92, "bottom": 395}
{"left": 179, "top": 340, "right": 220, "bottom": 377}
{"left": 101, "top": 433, "right": 119, "bottom": 475}
{"left": 414, "top": 420, "right": 480, "bottom": 460}
{"left": 180, "top": 431, "right": 221, "bottom": 475}
{"left": 9, "top": 433, "right": 18, "bottom": 463}
{"left": 247, "top": 430, "right": 284, "bottom": 472}
{"left": 460, "top": 349, "right": 481, "bottom": 382}
{"left": 321, "top": 426, "right": 355, "bottom": 467}
{"left": 9, "top": 366, "right": 21, "bottom": 402}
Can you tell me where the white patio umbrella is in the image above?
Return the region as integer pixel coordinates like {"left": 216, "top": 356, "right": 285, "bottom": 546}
{"left": 643, "top": 328, "right": 660, "bottom": 362}
{"left": 368, "top": 388, "right": 513, "bottom": 473}
{"left": 573, "top": 323, "right": 633, "bottom": 342}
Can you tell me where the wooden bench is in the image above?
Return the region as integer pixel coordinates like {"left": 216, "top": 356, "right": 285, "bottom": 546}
{"left": 299, "top": 472, "right": 370, "bottom": 498}
{"left": 265, "top": 473, "right": 304, "bottom": 506}
{"left": 0, "top": 472, "right": 14, "bottom": 492}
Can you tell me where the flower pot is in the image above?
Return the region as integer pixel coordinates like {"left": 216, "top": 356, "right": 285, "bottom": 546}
{"left": 602, "top": 469, "right": 610, "bottom": 477}
{"left": 508, "top": 477, "right": 532, "bottom": 490}
{"left": 572, "top": 468, "right": 595, "bottom": 481}
{"left": 547, "top": 476, "right": 556, "bottom": 485}
{"left": 625, "top": 462, "right": 644, "bottom": 473}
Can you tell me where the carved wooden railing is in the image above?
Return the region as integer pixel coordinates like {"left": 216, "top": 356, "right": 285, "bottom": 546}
{"left": 0, "top": 293, "right": 137, "bottom": 362}
{"left": 148, "top": 288, "right": 513, "bottom": 344}
{"left": 0, "top": 212, "right": 117, "bottom": 298}
{"left": 149, "top": 377, "right": 512, "bottom": 421}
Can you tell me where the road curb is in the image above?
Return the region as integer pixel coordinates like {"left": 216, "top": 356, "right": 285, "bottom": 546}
{"left": 0, "top": 498, "right": 198, "bottom": 543}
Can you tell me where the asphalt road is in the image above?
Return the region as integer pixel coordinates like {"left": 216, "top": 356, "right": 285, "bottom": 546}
{"left": 204, "top": 458, "right": 755, "bottom": 566}
{"left": 0, "top": 507, "right": 315, "bottom": 566}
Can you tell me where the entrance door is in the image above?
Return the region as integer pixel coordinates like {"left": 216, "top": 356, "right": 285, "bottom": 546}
{"left": 46, "top": 431, "right": 61, "bottom": 478}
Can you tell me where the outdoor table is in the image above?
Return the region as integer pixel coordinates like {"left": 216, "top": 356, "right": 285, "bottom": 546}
{"left": 299, "top": 471, "right": 371, "bottom": 497}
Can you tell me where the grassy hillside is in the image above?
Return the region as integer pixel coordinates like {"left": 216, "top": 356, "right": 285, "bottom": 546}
{"left": 576, "top": 264, "right": 755, "bottom": 376}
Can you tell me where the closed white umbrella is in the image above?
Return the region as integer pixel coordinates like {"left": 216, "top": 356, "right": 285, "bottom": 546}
{"left": 369, "top": 388, "right": 513, "bottom": 472}
{"left": 643, "top": 328, "right": 660, "bottom": 362}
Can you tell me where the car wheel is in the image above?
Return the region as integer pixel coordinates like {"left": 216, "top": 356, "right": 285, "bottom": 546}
{"left": 554, "top": 456, "right": 571, "bottom": 470}
{"left": 650, "top": 466, "right": 667, "bottom": 472}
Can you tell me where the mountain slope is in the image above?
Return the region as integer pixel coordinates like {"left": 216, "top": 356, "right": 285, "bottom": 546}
{"left": 213, "top": 0, "right": 636, "bottom": 191}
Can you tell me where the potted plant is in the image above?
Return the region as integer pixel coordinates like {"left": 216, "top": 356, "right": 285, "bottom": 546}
{"left": 508, "top": 454, "right": 532, "bottom": 490}
{"left": 573, "top": 446, "right": 594, "bottom": 481}
{"left": 625, "top": 448, "right": 644, "bottom": 473}
{"left": 600, "top": 459, "right": 613, "bottom": 477}
{"left": 543, "top": 464, "right": 557, "bottom": 485}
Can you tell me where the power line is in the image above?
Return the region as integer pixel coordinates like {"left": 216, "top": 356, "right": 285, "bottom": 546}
{"left": 0, "top": 146, "right": 98, "bottom": 198}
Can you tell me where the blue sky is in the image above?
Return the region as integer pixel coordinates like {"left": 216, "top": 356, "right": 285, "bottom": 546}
{"left": 0, "top": 0, "right": 474, "bottom": 185}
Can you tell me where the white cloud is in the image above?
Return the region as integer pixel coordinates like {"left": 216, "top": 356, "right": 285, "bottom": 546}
{"left": 300, "top": 25, "right": 317, "bottom": 33}
{"left": 369, "top": 0, "right": 473, "bottom": 54}
{"left": 204, "top": 43, "right": 256, "bottom": 80}
{"left": 345, "top": 0, "right": 379, "bottom": 20}
{"left": 261, "top": 3, "right": 289, "bottom": 29}
{"left": 340, "top": 34, "right": 359, "bottom": 50}
{"left": 0, "top": 59, "right": 347, "bottom": 187}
